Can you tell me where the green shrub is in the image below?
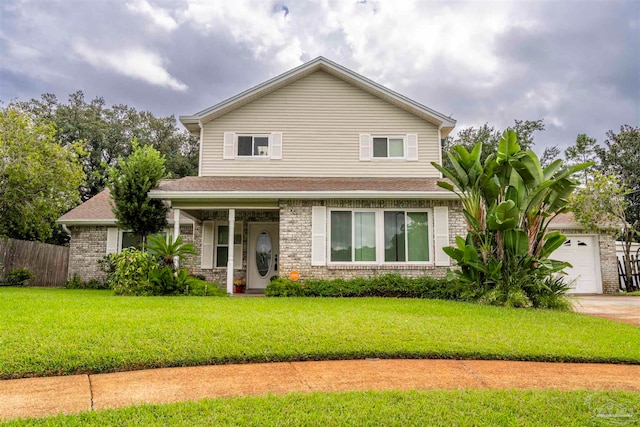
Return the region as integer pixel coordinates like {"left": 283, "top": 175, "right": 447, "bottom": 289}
{"left": 265, "top": 274, "right": 456, "bottom": 299}
{"left": 106, "top": 248, "right": 225, "bottom": 297}
{"left": 6, "top": 267, "right": 34, "bottom": 286}
{"left": 186, "top": 278, "right": 227, "bottom": 296}
{"left": 65, "top": 274, "right": 110, "bottom": 290}
{"left": 85, "top": 279, "right": 110, "bottom": 289}
{"left": 108, "top": 248, "right": 158, "bottom": 296}
{"left": 65, "top": 273, "right": 84, "bottom": 289}
{"left": 265, "top": 278, "right": 306, "bottom": 297}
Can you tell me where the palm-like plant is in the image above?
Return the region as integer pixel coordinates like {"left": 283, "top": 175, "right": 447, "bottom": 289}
{"left": 432, "top": 130, "right": 592, "bottom": 308}
{"left": 145, "top": 234, "right": 198, "bottom": 269}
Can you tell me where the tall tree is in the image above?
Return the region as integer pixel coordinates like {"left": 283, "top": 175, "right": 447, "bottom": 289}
{"left": 596, "top": 125, "right": 640, "bottom": 241}
{"left": 570, "top": 172, "right": 638, "bottom": 291}
{"left": 17, "top": 91, "right": 198, "bottom": 201}
{"left": 0, "top": 106, "right": 85, "bottom": 241}
{"left": 540, "top": 146, "right": 561, "bottom": 168}
{"left": 596, "top": 125, "right": 640, "bottom": 190}
{"left": 108, "top": 140, "right": 169, "bottom": 246}
{"left": 565, "top": 133, "right": 599, "bottom": 185}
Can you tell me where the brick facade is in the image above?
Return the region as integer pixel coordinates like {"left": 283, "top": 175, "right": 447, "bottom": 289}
{"left": 67, "top": 203, "right": 619, "bottom": 294}
{"left": 278, "top": 199, "right": 465, "bottom": 281}
{"left": 68, "top": 224, "right": 194, "bottom": 283}
{"left": 68, "top": 226, "right": 108, "bottom": 281}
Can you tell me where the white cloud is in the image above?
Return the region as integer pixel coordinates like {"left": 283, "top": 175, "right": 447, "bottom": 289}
{"left": 126, "top": 0, "right": 178, "bottom": 32}
{"left": 179, "top": 0, "right": 303, "bottom": 68}
{"left": 74, "top": 41, "right": 187, "bottom": 91}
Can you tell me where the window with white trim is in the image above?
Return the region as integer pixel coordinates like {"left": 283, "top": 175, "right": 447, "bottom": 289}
{"left": 115, "top": 230, "right": 169, "bottom": 253}
{"left": 214, "top": 224, "right": 243, "bottom": 268}
{"left": 237, "top": 135, "right": 270, "bottom": 157}
{"left": 329, "top": 209, "right": 431, "bottom": 263}
{"left": 373, "top": 136, "right": 405, "bottom": 159}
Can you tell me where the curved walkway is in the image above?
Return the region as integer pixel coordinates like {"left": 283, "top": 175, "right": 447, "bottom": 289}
{"left": 2, "top": 359, "right": 639, "bottom": 421}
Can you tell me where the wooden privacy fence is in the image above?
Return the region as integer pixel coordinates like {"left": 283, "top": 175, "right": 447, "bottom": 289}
{"left": 0, "top": 238, "right": 69, "bottom": 287}
{"left": 617, "top": 254, "right": 640, "bottom": 292}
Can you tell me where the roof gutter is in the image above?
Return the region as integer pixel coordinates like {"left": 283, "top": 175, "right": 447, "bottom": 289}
{"left": 148, "top": 190, "right": 459, "bottom": 200}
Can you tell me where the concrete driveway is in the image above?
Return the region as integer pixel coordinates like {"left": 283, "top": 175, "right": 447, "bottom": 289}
{"left": 571, "top": 295, "right": 640, "bottom": 326}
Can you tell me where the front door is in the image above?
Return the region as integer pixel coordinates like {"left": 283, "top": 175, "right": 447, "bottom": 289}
{"left": 247, "top": 223, "right": 279, "bottom": 290}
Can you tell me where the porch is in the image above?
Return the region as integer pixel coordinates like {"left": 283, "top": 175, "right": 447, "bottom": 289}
{"left": 171, "top": 207, "right": 280, "bottom": 294}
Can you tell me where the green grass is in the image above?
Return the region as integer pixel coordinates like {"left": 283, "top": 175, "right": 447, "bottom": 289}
{"left": 1, "top": 288, "right": 639, "bottom": 379}
{"left": 5, "top": 390, "right": 640, "bottom": 426}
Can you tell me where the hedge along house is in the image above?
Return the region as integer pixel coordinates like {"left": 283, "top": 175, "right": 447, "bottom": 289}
{"left": 59, "top": 57, "right": 618, "bottom": 294}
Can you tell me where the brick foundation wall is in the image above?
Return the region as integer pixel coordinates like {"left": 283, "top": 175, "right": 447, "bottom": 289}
{"left": 278, "top": 199, "right": 465, "bottom": 282}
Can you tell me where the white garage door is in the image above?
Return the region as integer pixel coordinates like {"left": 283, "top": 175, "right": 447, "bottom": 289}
{"left": 553, "top": 235, "right": 601, "bottom": 294}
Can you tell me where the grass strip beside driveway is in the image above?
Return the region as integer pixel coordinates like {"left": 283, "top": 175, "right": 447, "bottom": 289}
{"left": 1, "top": 288, "right": 639, "bottom": 378}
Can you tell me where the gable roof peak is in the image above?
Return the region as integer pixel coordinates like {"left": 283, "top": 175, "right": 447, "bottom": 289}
{"left": 180, "top": 57, "right": 455, "bottom": 135}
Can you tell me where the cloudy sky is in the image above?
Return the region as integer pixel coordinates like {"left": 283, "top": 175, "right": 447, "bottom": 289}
{"left": 1, "top": 0, "right": 638, "bottom": 154}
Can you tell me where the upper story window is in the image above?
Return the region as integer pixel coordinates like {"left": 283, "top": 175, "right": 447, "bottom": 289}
{"left": 359, "top": 133, "right": 418, "bottom": 161}
{"left": 373, "top": 136, "right": 405, "bottom": 159}
{"left": 237, "top": 135, "right": 270, "bottom": 157}
{"left": 223, "top": 132, "right": 283, "bottom": 160}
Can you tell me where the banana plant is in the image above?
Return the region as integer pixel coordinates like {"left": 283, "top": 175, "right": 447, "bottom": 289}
{"left": 432, "top": 129, "right": 592, "bottom": 308}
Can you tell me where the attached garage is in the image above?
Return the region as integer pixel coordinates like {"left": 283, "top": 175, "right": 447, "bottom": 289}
{"left": 552, "top": 235, "right": 602, "bottom": 294}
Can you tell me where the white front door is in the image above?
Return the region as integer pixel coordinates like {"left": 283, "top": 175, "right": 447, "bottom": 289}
{"left": 247, "top": 223, "right": 279, "bottom": 289}
{"left": 553, "top": 235, "right": 602, "bottom": 294}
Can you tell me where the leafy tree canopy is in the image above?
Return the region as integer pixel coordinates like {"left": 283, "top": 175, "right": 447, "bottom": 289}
{"left": 0, "top": 105, "right": 85, "bottom": 241}
{"left": 107, "top": 140, "right": 168, "bottom": 246}
{"left": 596, "top": 125, "right": 640, "bottom": 191}
{"left": 17, "top": 91, "right": 198, "bottom": 201}
{"left": 565, "top": 133, "right": 599, "bottom": 185}
{"left": 570, "top": 172, "right": 639, "bottom": 291}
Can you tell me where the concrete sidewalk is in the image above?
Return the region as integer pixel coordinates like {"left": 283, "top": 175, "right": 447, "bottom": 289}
{"left": 2, "top": 359, "right": 639, "bottom": 421}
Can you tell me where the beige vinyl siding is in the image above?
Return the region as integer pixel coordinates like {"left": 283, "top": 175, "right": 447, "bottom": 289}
{"left": 200, "top": 71, "right": 441, "bottom": 177}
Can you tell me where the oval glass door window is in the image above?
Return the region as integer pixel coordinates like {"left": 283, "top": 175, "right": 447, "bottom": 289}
{"left": 256, "top": 232, "right": 272, "bottom": 277}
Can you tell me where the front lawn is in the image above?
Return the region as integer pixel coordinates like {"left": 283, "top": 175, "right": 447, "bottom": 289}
{"left": 1, "top": 288, "right": 639, "bottom": 379}
{"left": 6, "top": 390, "right": 640, "bottom": 426}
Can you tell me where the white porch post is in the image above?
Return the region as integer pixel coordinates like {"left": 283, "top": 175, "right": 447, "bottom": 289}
{"left": 227, "top": 208, "right": 235, "bottom": 294}
{"left": 173, "top": 208, "right": 181, "bottom": 268}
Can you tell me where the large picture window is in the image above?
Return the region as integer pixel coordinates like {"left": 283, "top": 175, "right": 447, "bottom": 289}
{"left": 329, "top": 209, "right": 429, "bottom": 263}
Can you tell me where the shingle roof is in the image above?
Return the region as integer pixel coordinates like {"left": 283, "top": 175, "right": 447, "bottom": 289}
{"left": 58, "top": 188, "right": 115, "bottom": 222}
{"left": 57, "top": 188, "right": 192, "bottom": 224}
{"left": 154, "top": 176, "right": 447, "bottom": 192}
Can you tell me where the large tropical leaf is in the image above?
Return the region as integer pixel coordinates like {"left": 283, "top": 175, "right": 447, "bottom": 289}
{"left": 538, "top": 231, "right": 566, "bottom": 259}
{"left": 510, "top": 150, "right": 544, "bottom": 188}
{"left": 497, "top": 130, "right": 520, "bottom": 164}
{"left": 503, "top": 229, "right": 529, "bottom": 256}
{"left": 487, "top": 200, "right": 519, "bottom": 231}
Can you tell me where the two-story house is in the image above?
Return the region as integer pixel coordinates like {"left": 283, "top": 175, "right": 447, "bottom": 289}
{"left": 58, "top": 57, "right": 618, "bottom": 294}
